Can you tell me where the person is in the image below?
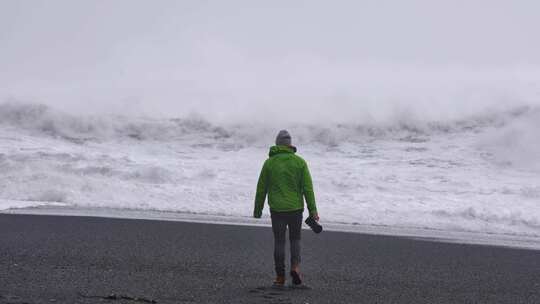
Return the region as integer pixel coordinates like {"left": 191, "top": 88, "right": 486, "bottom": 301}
{"left": 253, "top": 130, "right": 319, "bottom": 287}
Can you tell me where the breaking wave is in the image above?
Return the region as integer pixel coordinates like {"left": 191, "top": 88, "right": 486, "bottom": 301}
{"left": 1, "top": 101, "right": 539, "bottom": 173}
{"left": 0, "top": 102, "right": 230, "bottom": 143}
{"left": 0, "top": 102, "right": 537, "bottom": 146}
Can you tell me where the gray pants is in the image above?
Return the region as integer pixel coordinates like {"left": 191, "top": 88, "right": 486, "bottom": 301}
{"left": 271, "top": 210, "right": 303, "bottom": 277}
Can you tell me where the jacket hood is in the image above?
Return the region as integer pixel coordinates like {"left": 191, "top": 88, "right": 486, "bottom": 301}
{"left": 269, "top": 145, "right": 297, "bottom": 157}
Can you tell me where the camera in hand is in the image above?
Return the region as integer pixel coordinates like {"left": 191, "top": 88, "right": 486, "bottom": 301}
{"left": 305, "top": 216, "right": 323, "bottom": 233}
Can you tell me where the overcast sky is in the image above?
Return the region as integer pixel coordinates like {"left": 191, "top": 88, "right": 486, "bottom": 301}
{"left": 1, "top": 0, "right": 539, "bottom": 121}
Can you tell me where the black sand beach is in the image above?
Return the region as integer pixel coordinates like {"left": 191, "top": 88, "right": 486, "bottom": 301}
{"left": 1, "top": 214, "right": 539, "bottom": 304}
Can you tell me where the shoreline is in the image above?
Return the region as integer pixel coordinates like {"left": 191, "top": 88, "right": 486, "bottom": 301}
{"left": 2, "top": 205, "right": 540, "bottom": 251}
{"left": 1, "top": 213, "right": 540, "bottom": 304}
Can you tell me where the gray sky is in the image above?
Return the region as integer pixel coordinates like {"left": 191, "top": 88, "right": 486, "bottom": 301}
{"left": 1, "top": 0, "right": 539, "bottom": 122}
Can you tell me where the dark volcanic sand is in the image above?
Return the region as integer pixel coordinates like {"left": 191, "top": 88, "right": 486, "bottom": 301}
{"left": 1, "top": 214, "right": 539, "bottom": 304}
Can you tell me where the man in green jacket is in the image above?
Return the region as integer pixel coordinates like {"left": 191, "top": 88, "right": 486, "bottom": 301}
{"left": 253, "top": 130, "right": 319, "bottom": 287}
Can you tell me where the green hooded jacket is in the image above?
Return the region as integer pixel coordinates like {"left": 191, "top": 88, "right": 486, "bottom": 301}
{"left": 253, "top": 145, "right": 317, "bottom": 218}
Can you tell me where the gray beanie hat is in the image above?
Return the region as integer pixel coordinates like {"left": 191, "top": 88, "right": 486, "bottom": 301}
{"left": 275, "top": 130, "right": 292, "bottom": 146}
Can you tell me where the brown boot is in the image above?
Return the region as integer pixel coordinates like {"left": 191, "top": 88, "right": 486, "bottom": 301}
{"left": 273, "top": 275, "right": 286, "bottom": 287}
{"left": 289, "top": 270, "right": 310, "bottom": 289}
{"left": 290, "top": 270, "right": 302, "bottom": 285}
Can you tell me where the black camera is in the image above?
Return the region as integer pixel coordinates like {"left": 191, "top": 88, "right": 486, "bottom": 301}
{"left": 305, "top": 216, "right": 323, "bottom": 233}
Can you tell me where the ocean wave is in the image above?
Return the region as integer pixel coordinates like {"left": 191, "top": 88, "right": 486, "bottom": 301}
{"left": 0, "top": 102, "right": 230, "bottom": 142}
{"left": 0, "top": 102, "right": 537, "bottom": 146}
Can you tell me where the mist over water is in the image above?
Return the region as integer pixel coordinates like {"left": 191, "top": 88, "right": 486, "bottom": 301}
{"left": 1, "top": 1, "right": 540, "bottom": 124}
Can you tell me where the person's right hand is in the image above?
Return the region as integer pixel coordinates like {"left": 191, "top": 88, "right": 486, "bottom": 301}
{"left": 312, "top": 213, "right": 320, "bottom": 221}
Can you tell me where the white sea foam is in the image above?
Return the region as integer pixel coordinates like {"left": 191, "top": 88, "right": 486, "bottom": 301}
{"left": 478, "top": 107, "right": 540, "bottom": 171}
{"left": 1, "top": 102, "right": 540, "bottom": 240}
